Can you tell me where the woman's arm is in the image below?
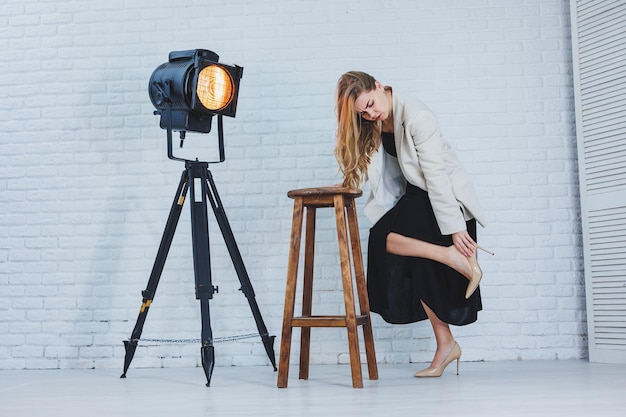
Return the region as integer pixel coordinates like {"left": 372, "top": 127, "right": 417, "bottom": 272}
{"left": 408, "top": 110, "right": 468, "bottom": 236}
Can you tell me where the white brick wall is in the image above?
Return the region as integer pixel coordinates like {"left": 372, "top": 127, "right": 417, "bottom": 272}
{"left": 0, "top": 0, "right": 584, "bottom": 370}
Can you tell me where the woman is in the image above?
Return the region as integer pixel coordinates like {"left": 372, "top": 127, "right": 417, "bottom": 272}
{"left": 334, "top": 71, "right": 489, "bottom": 378}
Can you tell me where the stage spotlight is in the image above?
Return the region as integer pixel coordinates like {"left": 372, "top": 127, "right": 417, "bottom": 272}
{"left": 149, "top": 48, "right": 243, "bottom": 135}
{"left": 122, "top": 50, "right": 276, "bottom": 386}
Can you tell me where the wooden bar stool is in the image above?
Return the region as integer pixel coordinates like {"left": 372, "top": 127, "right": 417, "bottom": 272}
{"left": 277, "top": 186, "right": 378, "bottom": 388}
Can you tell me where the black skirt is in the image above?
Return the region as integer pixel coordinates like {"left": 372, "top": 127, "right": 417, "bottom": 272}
{"left": 367, "top": 183, "right": 482, "bottom": 325}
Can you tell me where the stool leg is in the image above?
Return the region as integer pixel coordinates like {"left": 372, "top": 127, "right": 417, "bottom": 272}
{"left": 277, "top": 198, "right": 304, "bottom": 388}
{"left": 334, "top": 195, "right": 363, "bottom": 388}
{"left": 346, "top": 199, "right": 378, "bottom": 381}
{"left": 299, "top": 207, "right": 316, "bottom": 380}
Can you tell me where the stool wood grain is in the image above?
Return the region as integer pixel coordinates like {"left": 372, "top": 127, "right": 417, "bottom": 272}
{"left": 277, "top": 186, "right": 378, "bottom": 388}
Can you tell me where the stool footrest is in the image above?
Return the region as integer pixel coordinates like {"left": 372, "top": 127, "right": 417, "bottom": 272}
{"left": 291, "top": 315, "right": 369, "bottom": 328}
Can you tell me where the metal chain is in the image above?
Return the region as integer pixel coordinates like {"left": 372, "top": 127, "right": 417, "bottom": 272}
{"left": 139, "top": 333, "right": 259, "bottom": 344}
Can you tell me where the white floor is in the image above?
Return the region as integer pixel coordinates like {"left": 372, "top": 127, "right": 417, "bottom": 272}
{"left": 0, "top": 360, "right": 623, "bottom": 417}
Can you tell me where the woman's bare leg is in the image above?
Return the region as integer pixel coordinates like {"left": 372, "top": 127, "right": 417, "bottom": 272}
{"left": 386, "top": 232, "right": 472, "bottom": 279}
{"left": 421, "top": 301, "right": 456, "bottom": 368}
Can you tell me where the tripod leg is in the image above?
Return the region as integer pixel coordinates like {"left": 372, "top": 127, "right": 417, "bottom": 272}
{"left": 121, "top": 170, "right": 189, "bottom": 378}
{"left": 188, "top": 162, "right": 218, "bottom": 386}
{"left": 204, "top": 170, "right": 277, "bottom": 370}
{"left": 200, "top": 298, "right": 215, "bottom": 387}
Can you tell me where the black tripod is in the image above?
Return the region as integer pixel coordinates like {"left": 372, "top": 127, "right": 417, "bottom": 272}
{"left": 121, "top": 116, "right": 276, "bottom": 386}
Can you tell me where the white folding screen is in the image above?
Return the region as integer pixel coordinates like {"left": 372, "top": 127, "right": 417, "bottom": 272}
{"left": 571, "top": 0, "right": 626, "bottom": 364}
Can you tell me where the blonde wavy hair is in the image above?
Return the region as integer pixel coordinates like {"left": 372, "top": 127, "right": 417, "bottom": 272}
{"left": 334, "top": 71, "right": 382, "bottom": 189}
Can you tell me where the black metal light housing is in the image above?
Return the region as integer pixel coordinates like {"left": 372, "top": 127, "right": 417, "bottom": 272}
{"left": 149, "top": 49, "right": 243, "bottom": 134}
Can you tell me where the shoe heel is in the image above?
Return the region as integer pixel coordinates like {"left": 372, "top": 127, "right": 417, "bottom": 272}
{"left": 456, "top": 357, "right": 460, "bottom": 375}
{"left": 477, "top": 245, "right": 494, "bottom": 255}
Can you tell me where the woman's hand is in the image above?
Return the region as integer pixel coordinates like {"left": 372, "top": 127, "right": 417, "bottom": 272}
{"left": 452, "top": 230, "right": 476, "bottom": 257}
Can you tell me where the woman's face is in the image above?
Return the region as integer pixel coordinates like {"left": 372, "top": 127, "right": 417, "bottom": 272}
{"left": 354, "top": 81, "right": 390, "bottom": 122}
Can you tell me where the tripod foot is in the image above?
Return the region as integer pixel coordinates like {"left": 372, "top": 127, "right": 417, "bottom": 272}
{"left": 201, "top": 343, "right": 215, "bottom": 387}
{"left": 121, "top": 339, "right": 139, "bottom": 379}
{"left": 263, "top": 335, "right": 277, "bottom": 371}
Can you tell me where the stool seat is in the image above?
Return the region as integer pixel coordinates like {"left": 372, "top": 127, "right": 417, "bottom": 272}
{"left": 277, "top": 185, "right": 378, "bottom": 388}
{"left": 287, "top": 186, "right": 363, "bottom": 198}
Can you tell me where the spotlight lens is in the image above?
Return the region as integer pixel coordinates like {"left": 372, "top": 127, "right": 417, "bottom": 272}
{"left": 197, "top": 65, "right": 234, "bottom": 111}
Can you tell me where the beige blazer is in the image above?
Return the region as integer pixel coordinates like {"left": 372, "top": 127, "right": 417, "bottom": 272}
{"left": 363, "top": 93, "right": 486, "bottom": 235}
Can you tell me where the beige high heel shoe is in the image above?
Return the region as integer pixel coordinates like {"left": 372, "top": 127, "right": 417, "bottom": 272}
{"left": 414, "top": 342, "right": 462, "bottom": 378}
{"left": 464, "top": 246, "right": 493, "bottom": 299}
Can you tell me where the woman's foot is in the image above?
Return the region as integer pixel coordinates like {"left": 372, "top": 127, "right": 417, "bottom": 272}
{"left": 445, "top": 245, "right": 484, "bottom": 298}
{"left": 465, "top": 252, "right": 483, "bottom": 299}
{"left": 414, "top": 341, "right": 462, "bottom": 377}
{"left": 445, "top": 245, "right": 473, "bottom": 279}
